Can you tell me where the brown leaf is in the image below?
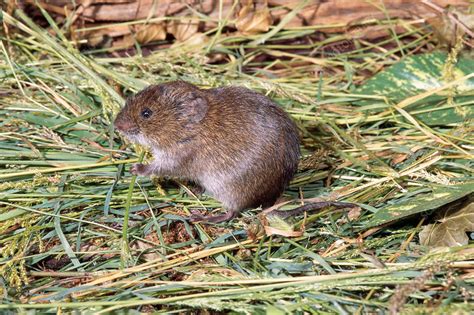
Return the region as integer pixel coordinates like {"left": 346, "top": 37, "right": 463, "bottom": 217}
{"left": 133, "top": 23, "right": 167, "bottom": 44}
{"left": 264, "top": 226, "right": 303, "bottom": 237}
{"left": 391, "top": 153, "right": 409, "bottom": 165}
{"left": 425, "top": 6, "right": 474, "bottom": 47}
{"left": 235, "top": 0, "right": 272, "bottom": 35}
{"left": 347, "top": 206, "right": 362, "bottom": 221}
{"left": 167, "top": 17, "right": 199, "bottom": 42}
{"left": 170, "top": 33, "right": 209, "bottom": 49}
{"left": 118, "top": 23, "right": 166, "bottom": 47}
{"left": 427, "top": 15, "right": 460, "bottom": 47}
{"left": 419, "top": 202, "right": 474, "bottom": 248}
{"left": 391, "top": 145, "right": 424, "bottom": 165}
{"left": 184, "top": 33, "right": 208, "bottom": 46}
{"left": 80, "top": 0, "right": 188, "bottom": 22}
{"left": 130, "top": 240, "right": 161, "bottom": 262}
{"left": 336, "top": 205, "right": 361, "bottom": 224}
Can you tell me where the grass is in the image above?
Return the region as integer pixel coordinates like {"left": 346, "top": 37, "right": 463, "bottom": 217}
{"left": 0, "top": 4, "right": 473, "bottom": 314}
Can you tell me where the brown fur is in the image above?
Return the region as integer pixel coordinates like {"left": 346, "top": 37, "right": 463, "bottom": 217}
{"left": 114, "top": 81, "right": 300, "bottom": 223}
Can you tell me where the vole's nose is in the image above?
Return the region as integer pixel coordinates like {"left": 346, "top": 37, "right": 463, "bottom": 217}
{"left": 114, "top": 117, "right": 134, "bottom": 132}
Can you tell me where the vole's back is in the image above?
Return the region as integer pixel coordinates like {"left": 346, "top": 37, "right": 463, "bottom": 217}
{"left": 196, "top": 86, "right": 300, "bottom": 211}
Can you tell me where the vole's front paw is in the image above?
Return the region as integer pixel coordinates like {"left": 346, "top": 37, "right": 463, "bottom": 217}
{"left": 130, "top": 163, "right": 148, "bottom": 176}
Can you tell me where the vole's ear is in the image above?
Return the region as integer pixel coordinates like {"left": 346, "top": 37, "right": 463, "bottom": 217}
{"left": 180, "top": 92, "right": 208, "bottom": 123}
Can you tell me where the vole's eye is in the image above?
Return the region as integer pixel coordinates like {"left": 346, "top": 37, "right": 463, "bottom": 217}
{"left": 141, "top": 108, "right": 153, "bottom": 119}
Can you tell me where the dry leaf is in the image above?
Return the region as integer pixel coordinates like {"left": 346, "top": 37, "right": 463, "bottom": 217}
{"left": 167, "top": 17, "right": 199, "bottom": 42}
{"left": 360, "top": 251, "right": 386, "bottom": 269}
{"left": 426, "top": 8, "right": 474, "bottom": 47}
{"left": 347, "top": 206, "right": 362, "bottom": 221}
{"left": 130, "top": 240, "right": 162, "bottom": 262}
{"left": 119, "top": 23, "right": 166, "bottom": 47}
{"left": 391, "top": 153, "right": 409, "bottom": 165}
{"left": 184, "top": 33, "right": 208, "bottom": 46}
{"left": 336, "top": 205, "right": 361, "bottom": 224}
{"left": 235, "top": 0, "right": 272, "bottom": 35}
{"left": 80, "top": 0, "right": 189, "bottom": 21}
{"left": 263, "top": 214, "right": 304, "bottom": 237}
{"left": 187, "top": 268, "right": 245, "bottom": 281}
{"left": 427, "top": 15, "right": 460, "bottom": 47}
{"left": 170, "top": 33, "right": 209, "bottom": 49}
{"left": 134, "top": 23, "right": 167, "bottom": 44}
{"left": 264, "top": 226, "right": 304, "bottom": 237}
{"left": 419, "top": 202, "right": 474, "bottom": 247}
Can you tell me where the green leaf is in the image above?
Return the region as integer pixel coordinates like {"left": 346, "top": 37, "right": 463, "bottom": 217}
{"left": 265, "top": 305, "right": 287, "bottom": 315}
{"left": 365, "top": 182, "right": 474, "bottom": 228}
{"left": 354, "top": 53, "right": 474, "bottom": 125}
{"left": 0, "top": 208, "right": 26, "bottom": 221}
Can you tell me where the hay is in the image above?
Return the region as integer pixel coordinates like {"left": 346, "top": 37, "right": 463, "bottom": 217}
{"left": 0, "top": 5, "right": 473, "bottom": 313}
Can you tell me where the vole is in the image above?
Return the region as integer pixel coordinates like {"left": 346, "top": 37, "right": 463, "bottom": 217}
{"left": 114, "top": 81, "right": 355, "bottom": 223}
{"left": 114, "top": 81, "right": 299, "bottom": 222}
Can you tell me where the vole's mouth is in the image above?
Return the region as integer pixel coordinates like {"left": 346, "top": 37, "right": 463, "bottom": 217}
{"left": 116, "top": 127, "right": 140, "bottom": 138}
{"left": 123, "top": 128, "right": 140, "bottom": 136}
{"left": 119, "top": 129, "right": 150, "bottom": 147}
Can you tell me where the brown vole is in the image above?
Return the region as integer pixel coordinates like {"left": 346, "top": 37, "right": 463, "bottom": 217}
{"left": 114, "top": 81, "right": 300, "bottom": 223}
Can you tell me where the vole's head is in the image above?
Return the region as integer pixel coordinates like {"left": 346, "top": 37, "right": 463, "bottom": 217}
{"left": 114, "top": 81, "right": 209, "bottom": 148}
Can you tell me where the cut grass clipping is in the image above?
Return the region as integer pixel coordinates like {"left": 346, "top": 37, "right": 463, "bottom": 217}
{"left": 1, "top": 7, "right": 473, "bottom": 314}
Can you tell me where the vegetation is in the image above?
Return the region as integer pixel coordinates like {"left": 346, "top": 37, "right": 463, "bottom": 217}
{"left": 0, "top": 4, "right": 473, "bottom": 314}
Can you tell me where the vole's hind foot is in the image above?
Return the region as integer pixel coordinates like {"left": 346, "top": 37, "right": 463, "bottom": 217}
{"left": 130, "top": 163, "right": 153, "bottom": 176}
{"left": 189, "top": 209, "right": 239, "bottom": 224}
